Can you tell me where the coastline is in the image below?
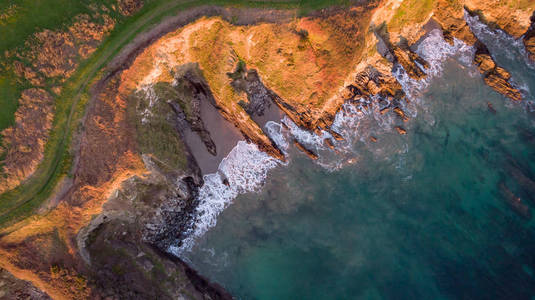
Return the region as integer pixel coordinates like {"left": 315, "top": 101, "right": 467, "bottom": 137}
{"left": 0, "top": 0, "right": 535, "bottom": 298}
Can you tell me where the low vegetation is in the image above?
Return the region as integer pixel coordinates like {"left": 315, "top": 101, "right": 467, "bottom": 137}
{"left": 128, "top": 89, "right": 188, "bottom": 171}
{"left": 387, "top": 0, "right": 436, "bottom": 33}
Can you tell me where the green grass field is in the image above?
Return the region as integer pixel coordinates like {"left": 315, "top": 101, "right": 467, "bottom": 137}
{"left": 0, "top": 0, "right": 357, "bottom": 227}
{"left": 0, "top": 76, "right": 20, "bottom": 131}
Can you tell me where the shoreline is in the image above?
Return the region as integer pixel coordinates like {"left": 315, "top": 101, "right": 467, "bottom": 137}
{"left": 171, "top": 4, "right": 535, "bottom": 256}
{"left": 1, "top": 1, "right": 535, "bottom": 298}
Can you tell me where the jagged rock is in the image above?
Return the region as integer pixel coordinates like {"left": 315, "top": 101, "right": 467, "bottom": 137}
{"left": 395, "top": 126, "right": 407, "bottom": 135}
{"left": 474, "top": 53, "right": 496, "bottom": 73}
{"left": 393, "top": 107, "right": 409, "bottom": 122}
{"left": 324, "top": 138, "right": 335, "bottom": 150}
{"left": 524, "top": 12, "right": 535, "bottom": 62}
{"left": 433, "top": 0, "right": 478, "bottom": 45}
{"left": 392, "top": 47, "right": 428, "bottom": 80}
{"left": 293, "top": 140, "right": 319, "bottom": 160}
{"left": 474, "top": 41, "right": 522, "bottom": 101}
{"left": 349, "top": 66, "right": 404, "bottom": 101}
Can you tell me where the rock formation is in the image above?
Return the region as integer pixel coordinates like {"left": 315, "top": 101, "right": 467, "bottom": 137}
{"left": 473, "top": 40, "right": 523, "bottom": 101}
{"left": 1, "top": 1, "right": 535, "bottom": 299}
{"left": 524, "top": 11, "right": 535, "bottom": 62}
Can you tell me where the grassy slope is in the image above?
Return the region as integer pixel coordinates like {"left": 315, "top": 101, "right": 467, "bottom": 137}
{"left": 387, "top": 0, "right": 435, "bottom": 33}
{"left": 0, "top": 0, "right": 356, "bottom": 227}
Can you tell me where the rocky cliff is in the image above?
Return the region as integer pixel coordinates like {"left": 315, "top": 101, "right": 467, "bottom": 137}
{"left": 1, "top": 1, "right": 534, "bottom": 299}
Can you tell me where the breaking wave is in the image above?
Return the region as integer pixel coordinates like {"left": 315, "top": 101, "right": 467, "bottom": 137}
{"left": 394, "top": 29, "right": 475, "bottom": 101}
{"left": 171, "top": 141, "right": 281, "bottom": 254}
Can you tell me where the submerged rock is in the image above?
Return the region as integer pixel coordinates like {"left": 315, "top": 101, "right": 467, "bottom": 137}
{"left": 395, "top": 126, "right": 407, "bottom": 135}
{"left": 293, "top": 140, "right": 319, "bottom": 160}
{"left": 393, "top": 107, "right": 409, "bottom": 122}
{"left": 324, "top": 138, "right": 335, "bottom": 150}
{"left": 499, "top": 182, "right": 531, "bottom": 219}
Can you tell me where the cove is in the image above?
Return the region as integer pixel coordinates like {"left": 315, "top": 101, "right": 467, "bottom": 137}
{"left": 180, "top": 33, "right": 535, "bottom": 299}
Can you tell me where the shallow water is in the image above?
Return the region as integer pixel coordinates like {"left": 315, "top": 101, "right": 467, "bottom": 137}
{"left": 179, "top": 30, "right": 535, "bottom": 299}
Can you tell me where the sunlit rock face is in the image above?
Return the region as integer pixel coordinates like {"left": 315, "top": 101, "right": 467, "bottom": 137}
{"left": 1, "top": 1, "right": 535, "bottom": 299}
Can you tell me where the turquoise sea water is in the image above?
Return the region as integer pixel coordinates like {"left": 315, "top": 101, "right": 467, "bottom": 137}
{"left": 181, "top": 28, "right": 535, "bottom": 299}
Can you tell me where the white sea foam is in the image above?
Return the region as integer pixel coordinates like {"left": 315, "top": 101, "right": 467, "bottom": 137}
{"left": 171, "top": 141, "right": 281, "bottom": 254}
{"left": 281, "top": 116, "right": 329, "bottom": 149}
{"left": 394, "top": 29, "right": 474, "bottom": 101}
{"left": 265, "top": 121, "right": 289, "bottom": 152}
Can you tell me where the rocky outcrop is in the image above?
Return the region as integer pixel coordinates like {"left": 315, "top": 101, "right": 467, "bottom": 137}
{"left": 524, "top": 11, "right": 535, "bottom": 62}
{"left": 79, "top": 172, "right": 230, "bottom": 299}
{"left": 230, "top": 66, "right": 280, "bottom": 123}
{"left": 373, "top": 22, "right": 430, "bottom": 80}
{"left": 433, "top": 0, "right": 478, "bottom": 45}
{"left": 346, "top": 66, "right": 404, "bottom": 101}
{"left": 391, "top": 47, "right": 429, "bottom": 79}
{"left": 293, "top": 140, "right": 319, "bottom": 160}
{"left": 430, "top": 1, "right": 526, "bottom": 101}
{"left": 463, "top": 1, "right": 534, "bottom": 39}
{"left": 395, "top": 126, "right": 407, "bottom": 135}
{"left": 473, "top": 41, "right": 523, "bottom": 101}
{"left": 0, "top": 89, "right": 54, "bottom": 194}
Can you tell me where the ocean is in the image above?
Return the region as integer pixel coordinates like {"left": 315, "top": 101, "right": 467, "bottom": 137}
{"left": 173, "top": 16, "right": 535, "bottom": 300}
